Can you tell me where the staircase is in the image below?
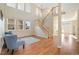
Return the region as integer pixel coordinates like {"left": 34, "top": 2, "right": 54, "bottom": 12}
{"left": 35, "top": 6, "right": 58, "bottom": 38}
{"left": 35, "top": 5, "right": 65, "bottom": 38}
{"left": 35, "top": 19, "right": 49, "bottom": 38}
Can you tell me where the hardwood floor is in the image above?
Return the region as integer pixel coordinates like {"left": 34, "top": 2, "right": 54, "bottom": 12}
{"left": 1, "top": 37, "right": 60, "bottom": 55}
{"left": 14, "top": 37, "right": 60, "bottom": 55}
{"left": 60, "top": 34, "right": 78, "bottom": 55}
{"left": 1, "top": 35, "right": 79, "bottom": 55}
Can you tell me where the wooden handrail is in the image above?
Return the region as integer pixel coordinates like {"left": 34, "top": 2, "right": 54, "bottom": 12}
{"left": 43, "top": 25, "right": 49, "bottom": 33}
{"left": 41, "top": 6, "right": 58, "bottom": 25}
{"left": 41, "top": 6, "right": 65, "bottom": 25}
{"left": 37, "top": 5, "right": 65, "bottom": 38}
{"left": 36, "top": 6, "right": 60, "bottom": 37}
{"left": 36, "top": 19, "right": 50, "bottom": 38}
{"left": 37, "top": 5, "right": 55, "bottom": 36}
{"left": 41, "top": 25, "right": 49, "bottom": 35}
{"left": 37, "top": 20, "right": 49, "bottom": 34}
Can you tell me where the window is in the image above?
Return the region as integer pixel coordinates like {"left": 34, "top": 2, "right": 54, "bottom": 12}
{"left": 25, "top": 4, "right": 31, "bottom": 13}
{"left": 17, "top": 20, "right": 23, "bottom": 30}
{"left": 6, "top": 3, "right": 16, "bottom": 8}
{"left": 17, "top": 3, "right": 24, "bottom": 11}
{"left": 36, "top": 8, "right": 42, "bottom": 17}
{"left": 36, "top": 8, "right": 39, "bottom": 16}
{"left": 7, "top": 19, "right": 15, "bottom": 30}
{"left": 25, "top": 21, "right": 31, "bottom": 29}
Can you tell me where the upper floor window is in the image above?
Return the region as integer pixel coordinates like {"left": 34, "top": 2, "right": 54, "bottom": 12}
{"left": 6, "top": 3, "right": 16, "bottom": 8}
{"left": 36, "top": 8, "right": 39, "bottom": 16}
{"left": 25, "top": 4, "right": 31, "bottom": 13}
{"left": 17, "top": 3, "right": 24, "bottom": 11}
{"left": 36, "top": 8, "right": 42, "bottom": 17}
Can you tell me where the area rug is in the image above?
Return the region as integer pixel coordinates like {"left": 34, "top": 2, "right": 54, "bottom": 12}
{"left": 20, "top": 37, "right": 40, "bottom": 45}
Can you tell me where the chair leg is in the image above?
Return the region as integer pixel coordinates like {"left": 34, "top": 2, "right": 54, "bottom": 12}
{"left": 11, "top": 49, "right": 14, "bottom": 55}
{"left": 23, "top": 44, "right": 25, "bottom": 49}
{"left": 7, "top": 49, "right": 9, "bottom": 52}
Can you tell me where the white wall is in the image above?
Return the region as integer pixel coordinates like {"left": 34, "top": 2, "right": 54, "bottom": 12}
{"left": 0, "top": 19, "right": 4, "bottom": 54}
{"left": 12, "top": 20, "right": 35, "bottom": 37}
{"left": 72, "top": 20, "right": 77, "bottom": 36}
{"left": 53, "top": 16, "right": 58, "bottom": 36}
{"left": 0, "top": 4, "right": 38, "bottom": 20}
{"left": 62, "top": 21, "right": 73, "bottom": 34}
{"left": 0, "top": 4, "right": 36, "bottom": 37}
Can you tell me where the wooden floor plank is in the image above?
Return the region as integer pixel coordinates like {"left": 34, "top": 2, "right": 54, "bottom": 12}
{"left": 1, "top": 35, "right": 79, "bottom": 55}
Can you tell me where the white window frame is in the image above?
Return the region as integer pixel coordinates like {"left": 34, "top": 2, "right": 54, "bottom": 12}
{"left": 6, "top": 3, "right": 17, "bottom": 8}
{"left": 17, "top": 3, "right": 24, "bottom": 11}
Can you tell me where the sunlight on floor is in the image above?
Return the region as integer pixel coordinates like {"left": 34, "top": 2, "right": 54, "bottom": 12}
{"left": 60, "top": 34, "right": 77, "bottom": 54}
{"left": 61, "top": 34, "right": 77, "bottom": 43}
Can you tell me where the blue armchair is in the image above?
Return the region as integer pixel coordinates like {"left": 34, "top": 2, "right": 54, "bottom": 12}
{"left": 2, "top": 32, "right": 13, "bottom": 48}
{"left": 4, "top": 35, "right": 25, "bottom": 54}
{"left": 5, "top": 32, "right": 12, "bottom": 35}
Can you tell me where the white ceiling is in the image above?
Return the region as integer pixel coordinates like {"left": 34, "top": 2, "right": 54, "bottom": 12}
{"left": 35, "top": 3, "right": 57, "bottom": 9}
{"left": 62, "top": 3, "right": 79, "bottom": 21}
